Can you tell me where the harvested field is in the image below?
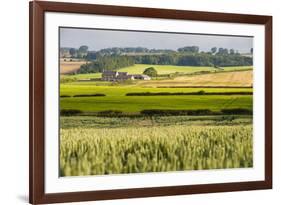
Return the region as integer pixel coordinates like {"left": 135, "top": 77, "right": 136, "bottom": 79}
{"left": 60, "top": 60, "right": 87, "bottom": 74}
{"left": 138, "top": 70, "right": 253, "bottom": 87}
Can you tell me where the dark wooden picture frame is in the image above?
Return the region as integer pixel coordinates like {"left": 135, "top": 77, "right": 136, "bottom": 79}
{"left": 29, "top": 1, "right": 272, "bottom": 204}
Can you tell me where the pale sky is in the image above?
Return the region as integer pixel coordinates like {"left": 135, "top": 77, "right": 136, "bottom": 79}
{"left": 60, "top": 27, "right": 253, "bottom": 53}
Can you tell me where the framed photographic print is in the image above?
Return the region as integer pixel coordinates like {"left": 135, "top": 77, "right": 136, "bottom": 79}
{"left": 29, "top": 1, "right": 272, "bottom": 204}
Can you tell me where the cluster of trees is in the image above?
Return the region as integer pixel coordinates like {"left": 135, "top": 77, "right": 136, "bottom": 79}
{"left": 77, "top": 56, "right": 134, "bottom": 74}
{"left": 95, "top": 47, "right": 174, "bottom": 56}
{"left": 134, "top": 53, "right": 252, "bottom": 67}
{"left": 82, "top": 47, "right": 176, "bottom": 61}
{"left": 143, "top": 67, "right": 158, "bottom": 77}
{"left": 60, "top": 45, "right": 89, "bottom": 58}
{"left": 178, "top": 46, "right": 199, "bottom": 53}
{"left": 134, "top": 54, "right": 177, "bottom": 65}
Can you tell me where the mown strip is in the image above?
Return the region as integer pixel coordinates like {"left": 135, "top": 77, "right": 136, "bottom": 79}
{"left": 126, "top": 91, "right": 253, "bottom": 96}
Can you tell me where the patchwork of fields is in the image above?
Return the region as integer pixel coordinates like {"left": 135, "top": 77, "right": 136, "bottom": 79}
{"left": 60, "top": 89, "right": 252, "bottom": 113}
{"left": 59, "top": 63, "right": 253, "bottom": 176}
{"left": 60, "top": 63, "right": 253, "bottom": 81}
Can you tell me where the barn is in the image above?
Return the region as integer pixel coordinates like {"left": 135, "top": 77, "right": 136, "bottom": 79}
{"left": 101, "top": 70, "right": 151, "bottom": 81}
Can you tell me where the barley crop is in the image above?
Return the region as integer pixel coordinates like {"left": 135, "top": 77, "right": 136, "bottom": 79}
{"left": 60, "top": 124, "right": 252, "bottom": 176}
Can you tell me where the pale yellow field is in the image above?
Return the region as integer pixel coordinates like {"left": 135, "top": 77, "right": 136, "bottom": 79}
{"left": 137, "top": 70, "right": 253, "bottom": 87}
{"left": 60, "top": 60, "right": 87, "bottom": 74}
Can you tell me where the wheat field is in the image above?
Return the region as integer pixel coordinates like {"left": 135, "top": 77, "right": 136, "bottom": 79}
{"left": 60, "top": 124, "right": 253, "bottom": 176}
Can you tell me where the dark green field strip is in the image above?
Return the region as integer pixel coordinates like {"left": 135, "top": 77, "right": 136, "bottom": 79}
{"left": 60, "top": 95, "right": 252, "bottom": 113}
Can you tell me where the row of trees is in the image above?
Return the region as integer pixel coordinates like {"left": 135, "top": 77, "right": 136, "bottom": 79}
{"left": 61, "top": 45, "right": 253, "bottom": 60}
{"left": 98, "top": 47, "right": 174, "bottom": 55}
{"left": 134, "top": 53, "right": 252, "bottom": 67}
{"left": 77, "top": 56, "right": 134, "bottom": 74}
{"left": 60, "top": 46, "right": 89, "bottom": 58}
{"left": 63, "top": 45, "right": 253, "bottom": 74}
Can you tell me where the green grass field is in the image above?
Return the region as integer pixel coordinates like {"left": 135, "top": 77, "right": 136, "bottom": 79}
{"left": 60, "top": 94, "right": 252, "bottom": 113}
{"left": 60, "top": 84, "right": 253, "bottom": 96}
{"left": 60, "top": 84, "right": 252, "bottom": 113}
{"left": 118, "top": 64, "right": 252, "bottom": 74}
{"left": 118, "top": 64, "right": 215, "bottom": 74}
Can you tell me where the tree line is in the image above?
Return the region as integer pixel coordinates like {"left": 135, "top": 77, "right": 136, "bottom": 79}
{"left": 77, "top": 53, "right": 252, "bottom": 74}
{"left": 134, "top": 53, "right": 252, "bottom": 67}
{"left": 77, "top": 56, "right": 134, "bottom": 74}
{"left": 62, "top": 46, "right": 253, "bottom": 74}
{"left": 61, "top": 45, "right": 252, "bottom": 59}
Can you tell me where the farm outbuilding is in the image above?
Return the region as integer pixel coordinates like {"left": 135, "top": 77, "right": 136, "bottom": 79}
{"left": 101, "top": 70, "right": 151, "bottom": 81}
{"left": 131, "top": 74, "right": 151, "bottom": 80}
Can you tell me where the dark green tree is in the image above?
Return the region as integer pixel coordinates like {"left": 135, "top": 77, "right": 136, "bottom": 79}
{"left": 78, "top": 45, "right": 88, "bottom": 53}
{"left": 69, "top": 48, "right": 76, "bottom": 56}
{"left": 143, "top": 67, "right": 158, "bottom": 77}
{"left": 229, "top": 49, "right": 235, "bottom": 55}
{"left": 177, "top": 46, "right": 199, "bottom": 53}
{"left": 211, "top": 47, "right": 217, "bottom": 54}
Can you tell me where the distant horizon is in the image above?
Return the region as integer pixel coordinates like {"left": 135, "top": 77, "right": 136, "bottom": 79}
{"left": 59, "top": 45, "right": 252, "bottom": 54}
{"left": 60, "top": 27, "right": 253, "bottom": 53}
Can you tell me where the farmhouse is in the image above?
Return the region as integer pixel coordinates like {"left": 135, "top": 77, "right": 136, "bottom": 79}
{"left": 101, "top": 70, "right": 151, "bottom": 81}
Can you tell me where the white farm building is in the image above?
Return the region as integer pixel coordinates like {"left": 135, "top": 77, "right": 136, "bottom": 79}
{"left": 101, "top": 71, "right": 151, "bottom": 81}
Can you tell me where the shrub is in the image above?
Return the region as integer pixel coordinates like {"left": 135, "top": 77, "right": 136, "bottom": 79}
{"left": 60, "top": 109, "right": 82, "bottom": 116}
{"left": 60, "top": 77, "right": 77, "bottom": 84}
{"left": 197, "top": 90, "right": 205, "bottom": 95}
{"left": 187, "top": 109, "right": 214, "bottom": 115}
{"left": 220, "top": 115, "right": 236, "bottom": 121}
{"left": 73, "top": 93, "right": 106, "bottom": 97}
{"left": 143, "top": 67, "right": 158, "bottom": 77}
{"left": 221, "top": 108, "right": 252, "bottom": 115}
{"left": 60, "top": 95, "right": 71, "bottom": 98}
{"left": 97, "top": 110, "right": 123, "bottom": 117}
